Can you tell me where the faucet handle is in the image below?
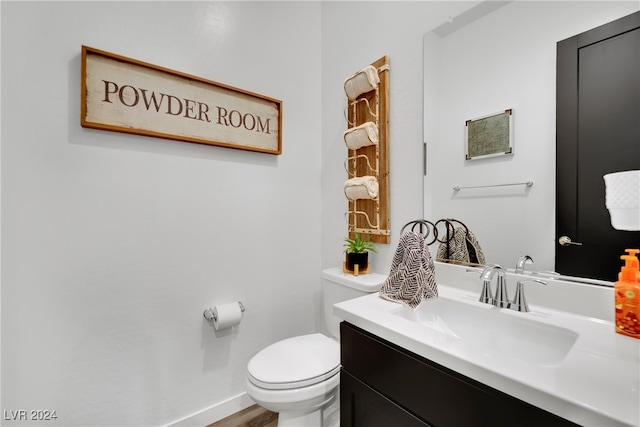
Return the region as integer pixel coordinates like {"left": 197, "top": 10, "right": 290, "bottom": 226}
{"left": 534, "top": 270, "right": 560, "bottom": 277}
{"left": 509, "top": 279, "right": 547, "bottom": 312}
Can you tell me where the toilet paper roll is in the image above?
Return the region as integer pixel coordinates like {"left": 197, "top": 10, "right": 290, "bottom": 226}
{"left": 213, "top": 302, "right": 243, "bottom": 330}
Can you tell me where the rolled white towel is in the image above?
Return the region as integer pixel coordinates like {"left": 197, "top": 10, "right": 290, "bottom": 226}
{"left": 344, "top": 65, "right": 380, "bottom": 100}
{"left": 344, "top": 176, "right": 379, "bottom": 200}
{"left": 344, "top": 122, "right": 378, "bottom": 150}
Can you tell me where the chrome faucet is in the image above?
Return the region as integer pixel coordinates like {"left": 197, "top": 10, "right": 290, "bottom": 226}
{"left": 478, "top": 265, "right": 496, "bottom": 304}
{"left": 479, "top": 264, "right": 547, "bottom": 312}
{"left": 478, "top": 264, "right": 509, "bottom": 306}
{"left": 515, "top": 255, "right": 533, "bottom": 274}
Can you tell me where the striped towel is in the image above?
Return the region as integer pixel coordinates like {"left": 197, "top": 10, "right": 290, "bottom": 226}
{"left": 380, "top": 231, "right": 438, "bottom": 309}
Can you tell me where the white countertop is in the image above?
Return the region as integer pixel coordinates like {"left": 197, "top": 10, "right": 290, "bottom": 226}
{"left": 334, "top": 283, "right": 640, "bottom": 427}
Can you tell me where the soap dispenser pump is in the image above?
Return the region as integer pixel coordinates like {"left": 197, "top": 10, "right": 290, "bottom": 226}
{"left": 624, "top": 249, "right": 640, "bottom": 277}
{"left": 615, "top": 251, "right": 640, "bottom": 339}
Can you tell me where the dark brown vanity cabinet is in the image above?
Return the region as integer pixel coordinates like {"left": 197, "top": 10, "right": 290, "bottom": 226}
{"left": 340, "top": 322, "right": 580, "bottom": 427}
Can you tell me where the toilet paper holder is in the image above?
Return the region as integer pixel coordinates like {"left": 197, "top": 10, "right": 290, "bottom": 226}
{"left": 203, "top": 302, "right": 245, "bottom": 321}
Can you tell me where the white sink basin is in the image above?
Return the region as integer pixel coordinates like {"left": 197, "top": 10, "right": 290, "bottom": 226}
{"left": 391, "top": 296, "right": 578, "bottom": 365}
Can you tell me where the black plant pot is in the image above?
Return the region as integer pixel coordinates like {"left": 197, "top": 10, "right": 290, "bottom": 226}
{"left": 345, "top": 252, "right": 368, "bottom": 271}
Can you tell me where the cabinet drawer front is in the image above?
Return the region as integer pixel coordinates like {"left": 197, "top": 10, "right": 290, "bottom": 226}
{"left": 341, "top": 370, "right": 431, "bottom": 427}
{"left": 340, "top": 322, "right": 579, "bottom": 427}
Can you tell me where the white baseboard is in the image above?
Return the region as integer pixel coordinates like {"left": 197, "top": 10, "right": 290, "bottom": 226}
{"left": 167, "top": 392, "right": 255, "bottom": 427}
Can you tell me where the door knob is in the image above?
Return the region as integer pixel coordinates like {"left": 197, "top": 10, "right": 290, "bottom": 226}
{"left": 559, "top": 236, "right": 583, "bottom": 246}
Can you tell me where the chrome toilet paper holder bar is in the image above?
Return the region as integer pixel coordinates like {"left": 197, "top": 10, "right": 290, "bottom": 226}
{"left": 203, "top": 302, "right": 245, "bottom": 321}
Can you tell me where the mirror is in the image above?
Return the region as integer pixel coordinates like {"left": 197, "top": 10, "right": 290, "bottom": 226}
{"left": 423, "top": 1, "right": 639, "bottom": 280}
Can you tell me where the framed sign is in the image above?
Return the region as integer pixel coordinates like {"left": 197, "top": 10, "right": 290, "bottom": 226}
{"left": 465, "top": 109, "right": 513, "bottom": 160}
{"left": 81, "top": 46, "right": 282, "bottom": 155}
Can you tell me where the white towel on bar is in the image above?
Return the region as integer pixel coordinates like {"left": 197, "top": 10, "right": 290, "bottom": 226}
{"left": 344, "top": 176, "right": 379, "bottom": 200}
{"left": 344, "top": 65, "right": 380, "bottom": 100}
{"left": 344, "top": 122, "right": 378, "bottom": 150}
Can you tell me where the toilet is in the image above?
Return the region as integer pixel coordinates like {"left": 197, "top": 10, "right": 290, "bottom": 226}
{"left": 246, "top": 267, "right": 385, "bottom": 427}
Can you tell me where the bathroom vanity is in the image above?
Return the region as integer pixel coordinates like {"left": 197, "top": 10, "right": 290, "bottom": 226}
{"left": 334, "top": 262, "right": 640, "bottom": 427}
{"left": 340, "top": 322, "right": 577, "bottom": 427}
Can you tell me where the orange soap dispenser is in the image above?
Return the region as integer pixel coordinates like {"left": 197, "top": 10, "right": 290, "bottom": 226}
{"left": 615, "top": 250, "right": 640, "bottom": 339}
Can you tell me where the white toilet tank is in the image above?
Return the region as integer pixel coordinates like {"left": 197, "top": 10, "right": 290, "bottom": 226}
{"left": 321, "top": 268, "right": 386, "bottom": 338}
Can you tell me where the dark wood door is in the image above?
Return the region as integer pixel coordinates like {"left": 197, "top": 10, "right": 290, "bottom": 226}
{"left": 556, "top": 11, "right": 640, "bottom": 281}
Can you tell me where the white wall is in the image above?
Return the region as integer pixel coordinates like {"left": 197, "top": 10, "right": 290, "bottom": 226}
{"left": 5, "top": 1, "right": 636, "bottom": 425}
{"left": 1, "top": 1, "right": 482, "bottom": 424}
{"left": 1, "top": 2, "right": 321, "bottom": 425}
{"left": 424, "top": 1, "right": 640, "bottom": 272}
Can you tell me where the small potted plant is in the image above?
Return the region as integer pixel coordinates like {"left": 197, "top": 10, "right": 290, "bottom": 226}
{"left": 343, "top": 233, "right": 377, "bottom": 273}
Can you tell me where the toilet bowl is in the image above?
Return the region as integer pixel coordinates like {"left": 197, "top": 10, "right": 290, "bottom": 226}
{"left": 246, "top": 334, "right": 340, "bottom": 427}
{"left": 245, "top": 268, "right": 386, "bottom": 426}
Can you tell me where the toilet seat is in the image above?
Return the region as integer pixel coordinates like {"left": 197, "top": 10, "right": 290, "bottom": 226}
{"left": 247, "top": 333, "right": 340, "bottom": 390}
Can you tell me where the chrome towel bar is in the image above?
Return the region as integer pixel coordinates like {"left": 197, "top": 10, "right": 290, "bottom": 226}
{"left": 453, "top": 181, "right": 533, "bottom": 192}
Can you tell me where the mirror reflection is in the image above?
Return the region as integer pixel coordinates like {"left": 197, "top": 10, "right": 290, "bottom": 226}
{"left": 423, "top": 1, "right": 640, "bottom": 282}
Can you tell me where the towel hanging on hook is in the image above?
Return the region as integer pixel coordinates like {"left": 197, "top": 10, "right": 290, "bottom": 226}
{"left": 344, "top": 65, "right": 379, "bottom": 100}
{"left": 379, "top": 231, "right": 438, "bottom": 309}
{"left": 434, "top": 218, "right": 485, "bottom": 265}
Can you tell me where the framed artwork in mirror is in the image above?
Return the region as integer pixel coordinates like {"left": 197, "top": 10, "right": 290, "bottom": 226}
{"left": 465, "top": 109, "right": 513, "bottom": 160}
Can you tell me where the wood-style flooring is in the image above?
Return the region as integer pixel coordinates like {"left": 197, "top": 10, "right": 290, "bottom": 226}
{"left": 207, "top": 404, "right": 278, "bottom": 427}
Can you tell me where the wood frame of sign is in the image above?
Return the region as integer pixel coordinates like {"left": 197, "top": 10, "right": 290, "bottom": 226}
{"left": 81, "top": 46, "right": 282, "bottom": 155}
